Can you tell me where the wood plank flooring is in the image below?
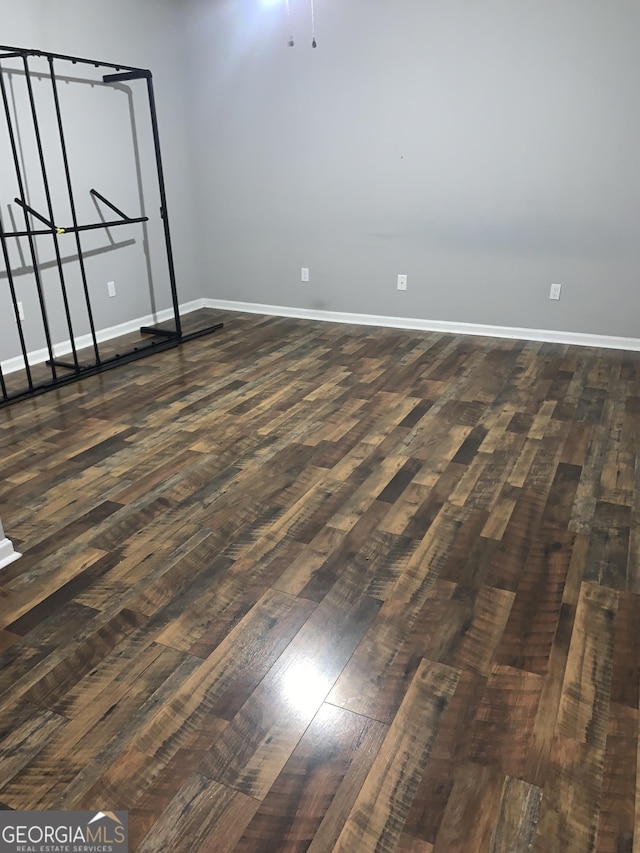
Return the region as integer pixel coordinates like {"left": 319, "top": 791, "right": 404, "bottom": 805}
{"left": 1, "top": 308, "right": 639, "bottom": 851}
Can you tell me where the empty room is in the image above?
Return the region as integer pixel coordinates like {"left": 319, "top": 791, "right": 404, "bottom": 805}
{"left": 1, "top": 0, "right": 639, "bottom": 851}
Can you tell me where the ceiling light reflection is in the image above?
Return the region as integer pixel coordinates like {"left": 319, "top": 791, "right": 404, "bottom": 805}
{"left": 282, "top": 661, "right": 331, "bottom": 716}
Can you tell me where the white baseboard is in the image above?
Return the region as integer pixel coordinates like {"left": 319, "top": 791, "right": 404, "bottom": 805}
{"left": 0, "top": 519, "right": 20, "bottom": 570}
{"left": 0, "top": 537, "right": 21, "bottom": 570}
{"left": 0, "top": 299, "right": 206, "bottom": 375}
{"left": 5, "top": 298, "right": 638, "bottom": 371}
{"left": 203, "top": 298, "right": 640, "bottom": 352}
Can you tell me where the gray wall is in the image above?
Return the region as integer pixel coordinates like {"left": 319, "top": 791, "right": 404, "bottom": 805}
{"left": 185, "top": 0, "right": 640, "bottom": 338}
{"left": 2, "top": 0, "right": 639, "bottom": 359}
{"left": 0, "top": 0, "right": 203, "bottom": 363}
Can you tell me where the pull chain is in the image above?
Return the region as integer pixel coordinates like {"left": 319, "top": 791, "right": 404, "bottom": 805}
{"left": 311, "top": 0, "right": 317, "bottom": 47}
{"left": 285, "top": 0, "right": 294, "bottom": 46}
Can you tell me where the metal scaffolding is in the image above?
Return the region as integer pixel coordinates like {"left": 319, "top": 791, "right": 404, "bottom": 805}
{"left": 0, "top": 44, "right": 222, "bottom": 407}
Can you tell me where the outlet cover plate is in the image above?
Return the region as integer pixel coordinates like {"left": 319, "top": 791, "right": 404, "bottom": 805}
{"left": 550, "top": 283, "right": 561, "bottom": 300}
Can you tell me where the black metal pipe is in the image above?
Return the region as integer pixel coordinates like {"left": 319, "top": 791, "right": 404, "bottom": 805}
{"left": 60, "top": 217, "right": 149, "bottom": 234}
{"left": 13, "top": 198, "right": 54, "bottom": 229}
{"left": 22, "top": 54, "right": 80, "bottom": 371}
{"left": 140, "top": 326, "right": 177, "bottom": 338}
{"left": 0, "top": 44, "right": 143, "bottom": 75}
{"left": 0, "top": 335, "right": 181, "bottom": 408}
{"left": 90, "top": 188, "right": 133, "bottom": 221}
{"left": 49, "top": 56, "right": 100, "bottom": 364}
{"left": 102, "top": 70, "right": 150, "bottom": 83}
{"left": 0, "top": 59, "right": 58, "bottom": 381}
{"left": 0, "top": 322, "right": 225, "bottom": 409}
{"left": 178, "top": 323, "right": 225, "bottom": 343}
{"left": 144, "top": 74, "right": 182, "bottom": 338}
{"left": 0, "top": 44, "right": 224, "bottom": 409}
{"left": 0, "top": 214, "right": 34, "bottom": 389}
{"left": 3, "top": 215, "right": 149, "bottom": 238}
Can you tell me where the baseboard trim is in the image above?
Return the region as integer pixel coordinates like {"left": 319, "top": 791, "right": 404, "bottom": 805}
{"left": 0, "top": 518, "right": 20, "bottom": 570}
{"left": 0, "top": 299, "right": 206, "bottom": 375}
{"left": 203, "top": 298, "right": 640, "bottom": 352}
{"left": 0, "top": 537, "right": 21, "bottom": 570}
{"left": 6, "top": 298, "right": 637, "bottom": 369}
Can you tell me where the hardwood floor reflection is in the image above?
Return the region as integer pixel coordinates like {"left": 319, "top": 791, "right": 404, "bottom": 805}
{"left": 0, "top": 309, "right": 638, "bottom": 851}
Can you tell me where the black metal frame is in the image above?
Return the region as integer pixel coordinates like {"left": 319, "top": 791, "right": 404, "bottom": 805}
{"left": 0, "top": 45, "right": 222, "bottom": 408}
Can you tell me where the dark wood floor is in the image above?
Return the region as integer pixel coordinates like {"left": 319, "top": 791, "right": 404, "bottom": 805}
{"left": 0, "top": 309, "right": 638, "bottom": 852}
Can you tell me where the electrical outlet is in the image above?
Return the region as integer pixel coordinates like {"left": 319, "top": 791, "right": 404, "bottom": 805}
{"left": 397, "top": 274, "right": 407, "bottom": 291}
{"left": 549, "top": 283, "right": 562, "bottom": 300}
{"left": 108, "top": 281, "right": 116, "bottom": 298}
{"left": 301, "top": 267, "right": 309, "bottom": 282}
{"left": 17, "top": 301, "right": 25, "bottom": 321}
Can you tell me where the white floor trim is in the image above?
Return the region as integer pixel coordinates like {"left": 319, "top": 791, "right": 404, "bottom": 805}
{"left": 0, "top": 519, "right": 20, "bottom": 570}
{"left": 204, "top": 298, "right": 640, "bottom": 352}
{"left": 0, "top": 299, "right": 206, "bottom": 375}
{"left": 0, "top": 538, "right": 21, "bottom": 570}
{"left": 4, "top": 297, "right": 639, "bottom": 372}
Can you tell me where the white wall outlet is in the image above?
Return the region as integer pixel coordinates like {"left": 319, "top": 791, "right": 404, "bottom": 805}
{"left": 549, "top": 283, "right": 562, "bottom": 300}
{"left": 397, "top": 274, "right": 407, "bottom": 291}
{"left": 108, "top": 281, "right": 116, "bottom": 297}
{"left": 301, "top": 267, "right": 309, "bottom": 282}
{"left": 17, "top": 301, "right": 25, "bottom": 321}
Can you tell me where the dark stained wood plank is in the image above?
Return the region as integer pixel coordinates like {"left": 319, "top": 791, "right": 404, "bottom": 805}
{"left": 459, "top": 437, "right": 527, "bottom": 513}
{"left": 533, "top": 582, "right": 618, "bottom": 852}
{"left": 0, "top": 629, "right": 19, "bottom": 654}
{"left": 377, "top": 457, "right": 424, "bottom": 504}
{"left": 493, "top": 530, "right": 574, "bottom": 674}
{"left": 2, "top": 311, "right": 640, "bottom": 850}
{"left": 0, "top": 706, "right": 67, "bottom": 788}
{"left": 71, "top": 589, "right": 315, "bottom": 810}
{"left": 234, "top": 703, "right": 387, "bottom": 852}
{"left": 431, "top": 762, "right": 506, "bottom": 852}
{"left": 5, "top": 500, "right": 123, "bottom": 576}
{"left": 488, "top": 776, "right": 543, "bottom": 853}
{"left": 395, "top": 834, "right": 434, "bottom": 852}
{"left": 198, "top": 593, "right": 381, "bottom": 799}
{"left": 135, "top": 773, "right": 259, "bottom": 853}
{"left": 555, "top": 583, "right": 617, "bottom": 747}
{"left": 400, "top": 670, "right": 487, "bottom": 848}
{"left": 561, "top": 422, "right": 592, "bottom": 467}
{"left": 389, "top": 500, "right": 471, "bottom": 603}
{"left": 331, "top": 659, "right": 460, "bottom": 853}
{"left": 483, "top": 487, "right": 548, "bottom": 591}
{"left": 610, "top": 591, "right": 640, "bottom": 709}
{"left": 297, "top": 501, "right": 391, "bottom": 602}
{"left": 524, "top": 533, "right": 589, "bottom": 787}
{"left": 411, "top": 583, "right": 515, "bottom": 678}
{"left": 533, "top": 735, "right": 606, "bottom": 853}
{"left": 584, "top": 501, "right": 632, "bottom": 590}
{"left": 1, "top": 644, "right": 198, "bottom": 811}
{"left": 465, "top": 664, "right": 543, "bottom": 780}
{"left": 305, "top": 721, "right": 389, "bottom": 852}
{"left": 451, "top": 424, "right": 488, "bottom": 465}
{"left": 480, "top": 483, "right": 521, "bottom": 541}
{"left": 21, "top": 608, "right": 147, "bottom": 711}
{"left": 326, "top": 594, "right": 424, "bottom": 724}
{"left": 0, "top": 545, "right": 113, "bottom": 627}
{"left": 595, "top": 702, "right": 636, "bottom": 853}
{"left": 5, "top": 551, "right": 120, "bottom": 636}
